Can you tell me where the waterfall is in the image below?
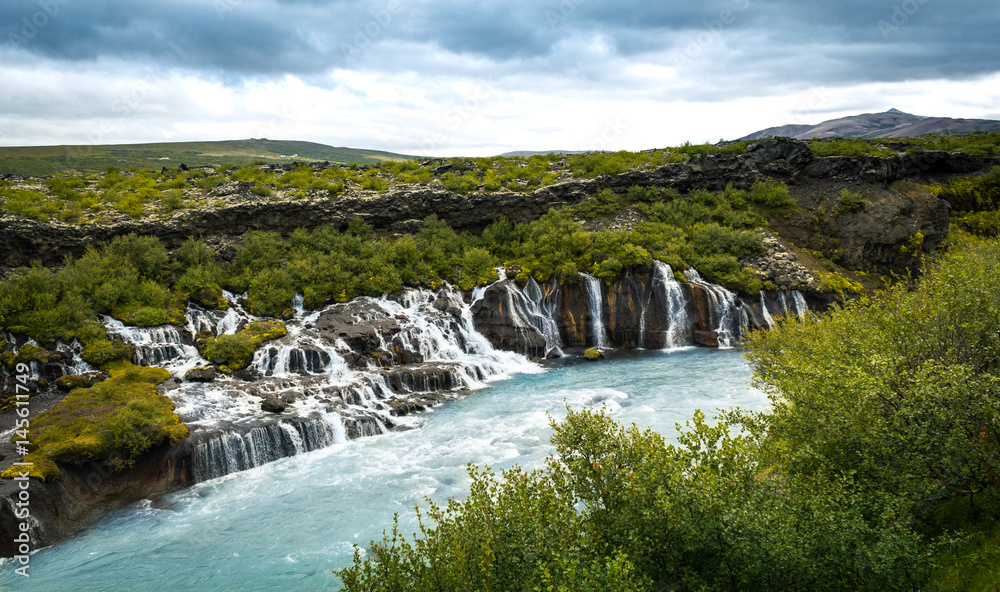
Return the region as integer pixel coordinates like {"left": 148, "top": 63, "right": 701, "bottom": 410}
{"left": 523, "top": 279, "right": 563, "bottom": 357}
{"left": 682, "top": 269, "right": 739, "bottom": 348}
{"left": 579, "top": 273, "right": 611, "bottom": 349}
{"left": 652, "top": 261, "right": 693, "bottom": 348}
{"left": 773, "top": 290, "right": 809, "bottom": 322}
{"left": 759, "top": 292, "right": 776, "bottom": 328}
{"left": 102, "top": 317, "right": 202, "bottom": 373}
{"left": 248, "top": 335, "right": 351, "bottom": 379}
{"left": 192, "top": 417, "right": 343, "bottom": 481}
{"left": 92, "top": 283, "right": 539, "bottom": 483}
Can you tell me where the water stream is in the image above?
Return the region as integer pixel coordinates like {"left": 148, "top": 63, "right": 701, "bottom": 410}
{"left": 0, "top": 349, "right": 763, "bottom": 591}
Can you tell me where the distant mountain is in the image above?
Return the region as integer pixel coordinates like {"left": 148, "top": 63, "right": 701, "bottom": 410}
{"left": 740, "top": 110, "right": 1000, "bottom": 141}
{"left": 0, "top": 139, "right": 417, "bottom": 176}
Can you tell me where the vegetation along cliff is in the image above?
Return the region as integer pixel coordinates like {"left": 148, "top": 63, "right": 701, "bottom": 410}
{"left": 2, "top": 132, "right": 1000, "bottom": 587}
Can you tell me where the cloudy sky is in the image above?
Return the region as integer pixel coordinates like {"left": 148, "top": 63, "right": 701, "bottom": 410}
{"left": 1, "top": 0, "right": 999, "bottom": 156}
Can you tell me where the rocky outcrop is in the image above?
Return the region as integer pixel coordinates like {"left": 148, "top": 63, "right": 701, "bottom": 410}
{"left": 744, "top": 232, "right": 821, "bottom": 290}
{"left": 0, "top": 139, "right": 983, "bottom": 269}
{"left": 0, "top": 441, "right": 193, "bottom": 558}
{"left": 470, "top": 280, "right": 548, "bottom": 357}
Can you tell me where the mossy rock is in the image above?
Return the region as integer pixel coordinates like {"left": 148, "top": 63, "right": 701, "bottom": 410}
{"left": 198, "top": 321, "right": 287, "bottom": 370}
{"left": 584, "top": 348, "right": 605, "bottom": 361}
{"left": 112, "top": 303, "right": 186, "bottom": 327}
{"left": 82, "top": 338, "right": 134, "bottom": 367}
{"left": 55, "top": 373, "right": 107, "bottom": 391}
{"left": 2, "top": 343, "right": 59, "bottom": 370}
{"left": 3, "top": 361, "right": 187, "bottom": 480}
{"left": 189, "top": 285, "right": 230, "bottom": 310}
{"left": 0, "top": 453, "right": 58, "bottom": 482}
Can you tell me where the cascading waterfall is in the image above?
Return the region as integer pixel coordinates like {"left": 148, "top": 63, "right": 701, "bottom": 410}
{"left": 778, "top": 290, "right": 808, "bottom": 321}
{"left": 103, "top": 317, "right": 202, "bottom": 373}
{"left": 192, "top": 417, "right": 343, "bottom": 481}
{"left": 523, "top": 279, "right": 564, "bottom": 357}
{"left": 759, "top": 292, "right": 776, "bottom": 328}
{"left": 490, "top": 278, "right": 563, "bottom": 357}
{"left": 682, "top": 268, "right": 739, "bottom": 348}
{"left": 580, "top": 273, "right": 611, "bottom": 349}
{"left": 172, "top": 284, "right": 540, "bottom": 481}
{"left": 249, "top": 335, "right": 350, "bottom": 378}
{"left": 652, "top": 261, "right": 693, "bottom": 347}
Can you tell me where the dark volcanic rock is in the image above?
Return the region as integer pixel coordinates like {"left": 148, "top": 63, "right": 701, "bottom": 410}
{"left": 694, "top": 330, "right": 720, "bottom": 348}
{"left": 184, "top": 365, "right": 217, "bottom": 382}
{"left": 315, "top": 300, "right": 403, "bottom": 360}
{"left": 0, "top": 140, "right": 982, "bottom": 269}
{"left": 471, "top": 280, "right": 547, "bottom": 357}
{"left": 261, "top": 396, "right": 286, "bottom": 413}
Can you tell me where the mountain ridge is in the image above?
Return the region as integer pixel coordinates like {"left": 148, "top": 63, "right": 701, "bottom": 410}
{"left": 740, "top": 110, "right": 1000, "bottom": 141}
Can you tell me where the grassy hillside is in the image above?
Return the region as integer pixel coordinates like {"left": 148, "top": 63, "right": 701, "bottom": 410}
{"left": 0, "top": 139, "right": 416, "bottom": 176}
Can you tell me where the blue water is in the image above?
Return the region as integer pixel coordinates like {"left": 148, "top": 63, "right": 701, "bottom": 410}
{"left": 1, "top": 348, "right": 764, "bottom": 591}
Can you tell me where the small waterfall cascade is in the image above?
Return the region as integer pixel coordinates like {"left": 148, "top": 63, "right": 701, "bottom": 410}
{"left": 102, "top": 316, "right": 202, "bottom": 373}
{"left": 175, "top": 283, "right": 540, "bottom": 482}
{"left": 248, "top": 334, "right": 351, "bottom": 379}
{"left": 759, "top": 293, "right": 776, "bottom": 328}
{"left": 652, "top": 261, "right": 693, "bottom": 348}
{"left": 492, "top": 278, "right": 563, "bottom": 358}
{"left": 522, "top": 279, "right": 563, "bottom": 357}
{"left": 371, "top": 287, "right": 539, "bottom": 389}
{"left": 755, "top": 290, "right": 810, "bottom": 330}
{"left": 682, "top": 269, "right": 739, "bottom": 348}
{"left": 192, "top": 417, "right": 343, "bottom": 481}
{"left": 580, "top": 273, "right": 611, "bottom": 349}
{"left": 186, "top": 291, "right": 256, "bottom": 337}
{"left": 778, "top": 290, "right": 808, "bottom": 321}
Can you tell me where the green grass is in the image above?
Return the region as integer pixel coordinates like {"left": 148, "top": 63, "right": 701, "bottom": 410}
{"left": 0, "top": 139, "right": 417, "bottom": 176}
{"left": 0, "top": 360, "right": 186, "bottom": 481}
{"left": 808, "top": 132, "right": 1000, "bottom": 158}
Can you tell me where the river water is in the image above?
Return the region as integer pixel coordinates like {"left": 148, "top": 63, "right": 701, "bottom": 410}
{"left": 1, "top": 347, "right": 763, "bottom": 591}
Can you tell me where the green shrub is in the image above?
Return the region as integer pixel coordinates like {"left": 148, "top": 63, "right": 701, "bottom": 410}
{"left": 570, "top": 189, "right": 623, "bottom": 220}
{"left": 748, "top": 179, "right": 797, "bottom": 212}
{"left": 836, "top": 189, "right": 865, "bottom": 214}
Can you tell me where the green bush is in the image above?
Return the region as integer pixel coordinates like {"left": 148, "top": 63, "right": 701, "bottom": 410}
{"left": 570, "top": 189, "right": 623, "bottom": 220}
{"left": 836, "top": 189, "right": 865, "bottom": 214}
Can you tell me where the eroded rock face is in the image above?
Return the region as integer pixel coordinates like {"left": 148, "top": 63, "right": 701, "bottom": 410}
{"left": 744, "top": 232, "right": 821, "bottom": 290}
{"left": 314, "top": 300, "right": 404, "bottom": 365}
{"left": 470, "top": 280, "right": 548, "bottom": 357}
{"left": 261, "top": 396, "right": 286, "bottom": 413}
{"left": 0, "top": 139, "right": 981, "bottom": 270}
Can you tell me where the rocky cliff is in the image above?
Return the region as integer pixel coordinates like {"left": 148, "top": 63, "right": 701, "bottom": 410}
{"left": 1, "top": 139, "right": 985, "bottom": 276}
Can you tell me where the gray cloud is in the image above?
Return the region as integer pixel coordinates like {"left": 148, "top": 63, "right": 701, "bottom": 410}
{"left": 2, "top": 0, "right": 997, "bottom": 89}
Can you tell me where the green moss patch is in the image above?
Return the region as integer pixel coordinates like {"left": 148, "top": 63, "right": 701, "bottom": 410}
{"left": 1, "top": 343, "right": 60, "bottom": 371}
{"left": 2, "top": 361, "right": 187, "bottom": 480}
{"left": 198, "top": 321, "right": 287, "bottom": 370}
